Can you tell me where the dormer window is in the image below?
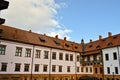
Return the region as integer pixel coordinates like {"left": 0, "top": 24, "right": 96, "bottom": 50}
{"left": 75, "top": 46, "right": 78, "bottom": 49}
{"left": 65, "top": 43, "right": 70, "bottom": 48}
{"left": 89, "top": 45, "right": 92, "bottom": 48}
{"left": 113, "top": 36, "right": 117, "bottom": 39}
{"left": 107, "top": 42, "right": 113, "bottom": 46}
{"left": 54, "top": 40, "right": 61, "bottom": 46}
{"left": 39, "top": 37, "right": 45, "bottom": 43}
{"left": 96, "top": 45, "right": 100, "bottom": 48}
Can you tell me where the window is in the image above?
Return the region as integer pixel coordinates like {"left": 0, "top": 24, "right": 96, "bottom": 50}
{"left": 70, "top": 54, "right": 73, "bottom": 61}
{"left": 81, "top": 67, "right": 84, "bottom": 72}
{"left": 115, "top": 67, "right": 118, "bottom": 74}
{"left": 24, "top": 64, "right": 30, "bottom": 72}
{"left": 100, "top": 67, "right": 103, "bottom": 74}
{"left": 65, "top": 54, "right": 69, "bottom": 61}
{"left": 59, "top": 53, "right": 63, "bottom": 60}
{"left": 77, "top": 67, "right": 79, "bottom": 72}
{"left": 90, "top": 67, "right": 92, "bottom": 72}
{"left": 86, "top": 67, "right": 88, "bottom": 72}
{"left": 52, "top": 52, "right": 56, "bottom": 60}
{"left": 35, "top": 50, "right": 41, "bottom": 58}
{"left": 54, "top": 40, "right": 60, "bottom": 46}
{"left": 52, "top": 65, "right": 56, "bottom": 72}
{"left": 67, "top": 66, "right": 70, "bottom": 72}
{"left": 59, "top": 66, "right": 62, "bottom": 72}
{"left": 95, "top": 68, "right": 97, "bottom": 73}
{"left": 77, "top": 55, "right": 80, "bottom": 61}
{"left": 15, "top": 47, "right": 22, "bottom": 57}
{"left": 39, "top": 37, "right": 45, "bottom": 43}
{"left": 87, "top": 56, "right": 90, "bottom": 61}
{"left": 15, "top": 63, "right": 21, "bottom": 72}
{"left": 44, "top": 51, "right": 49, "bottom": 59}
{"left": 1, "top": 63, "right": 7, "bottom": 71}
{"left": 0, "top": 45, "right": 6, "bottom": 55}
{"left": 107, "top": 67, "right": 110, "bottom": 74}
{"left": 105, "top": 54, "right": 109, "bottom": 61}
{"left": 43, "top": 65, "right": 48, "bottom": 72}
{"left": 25, "top": 48, "right": 31, "bottom": 57}
{"left": 34, "top": 64, "right": 39, "bottom": 72}
{"left": 93, "top": 55, "right": 97, "bottom": 60}
{"left": 113, "top": 52, "right": 117, "bottom": 60}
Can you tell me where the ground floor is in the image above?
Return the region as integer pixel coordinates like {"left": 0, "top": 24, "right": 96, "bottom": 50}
{"left": 0, "top": 74, "right": 120, "bottom": 80}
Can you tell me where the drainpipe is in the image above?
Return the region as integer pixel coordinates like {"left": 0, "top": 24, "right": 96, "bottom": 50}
{"left": 101, "top": 50, "right": 104, "bottom": 80}
{"left": 49, "top": 48, "right": 52, "bottom": 80}
{"left": 117, "top": 46, "right": 120, "bottom": 71}
{"left": 75, "top": 52, "right": 78, "bottom": 80}
{"left": 30, "top": 45, "right": 35, "bottom": 80}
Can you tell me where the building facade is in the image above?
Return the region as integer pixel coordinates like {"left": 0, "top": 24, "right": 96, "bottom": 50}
{"left": 0, "top": 25, "right": 120, "bottom": 80}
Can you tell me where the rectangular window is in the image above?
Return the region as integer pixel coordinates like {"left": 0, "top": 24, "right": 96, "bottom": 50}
{"left": 52, "top": 52, "right": 56, "bottom": 60}
{"left": 52, "top": 65, "right": 56, "bottom": 72}
{"left": 43, "top": 65, "right": 48, "bottom": 72}
{"left": 81, "top": 67, "right": 84, "bottom": 72}
{"left": 34, "top": 64, "right": 39, "bottom": 72}
{"left": 65, "top": 54, "right": 69, "bottom": 61}
{"left": 107, "top": 67, "right": 110, "bottom": 74}
{"left": 0, "top": 45, "right": 6, "bottom": 55}
{"left": 105, "top": 54, "right": 109, "bottom": 61}
{"left": 90, "top": 67, "right": 92, "bottom": 72}
{"left": 113, "top": 52, "right": 117, "bottom": 60}
{"left": 15, "top": 47, "right": 22, "bottom": 57}
{"left": 67, "top": 66, "right": 70, "bottom": 72}
{"left": 115, "top": 67, "right": 118, "bottom": 74}
{"left": 95, "top": 68, "right": 97, "bottom": 73}
{"left": 77, "top": 67, "right": 79, "bottom": 72}
{"left": 24, "top": 64, "right": 30, "bottom": 72}
{"left": 25, "top": 48, "right": 31, "bottom": 57}
{"left": 59, "top": 66, "right": 62, "bottom": 72}
{"left": 93, "top": 55, "right": 97, "bottom": 60}
{"left": 15, "top": 63, "right": 21, "bottom": 72}
{"left": 35, "top": 50, "right": 41, "bottom": 58}
{"left": 59, "top": 53, "right": 63, "bottom": 60}
{"left": 100, "top": 67, "right": 103, "bottom": 74}
{"left": 87, "top": 56, "right": 90, "bottom": 61}
{"left": 86, "top": 67, "right": 88, "bottom": 72}
{"left": 1, "top": 63, "right": 7, "bottom": 71}
{"left": 44, "top": 51, "right": 49, "bottom": 59}
{"left": 77, "top": 55, "right": 80, "bottom": 61}
{"left": 70, "top": 54, "right": 73, "bottom": 61}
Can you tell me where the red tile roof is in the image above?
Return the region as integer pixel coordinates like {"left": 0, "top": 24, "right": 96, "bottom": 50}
{"left": 0, "top": 25, "right": 82, "bottom": 52}
{"left": 0, "top": 25, "right": 120, "bottom": 55}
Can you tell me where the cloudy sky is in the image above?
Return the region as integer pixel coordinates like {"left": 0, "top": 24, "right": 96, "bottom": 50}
{"left": 1, "top": 0, "right": 120, "bottom": 43}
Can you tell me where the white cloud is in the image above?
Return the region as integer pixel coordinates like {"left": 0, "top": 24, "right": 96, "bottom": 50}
{"left": 1, "top": 0, "right": 72, "bottom": 39}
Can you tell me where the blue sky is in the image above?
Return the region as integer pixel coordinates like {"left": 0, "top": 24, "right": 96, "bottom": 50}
{"left": 2, "top": 0, "right": 120, "bottom": 43}
{"left": 55, "top": 0, "right": 120, "bottom": 42}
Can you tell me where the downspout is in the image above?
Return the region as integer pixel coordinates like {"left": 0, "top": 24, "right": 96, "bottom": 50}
{"left": 49, "top": 48, "right": 52, "bottom": 80}
{"left": 117, "top": 46, "right": 120, "bottom": 70}
{"left": 101, "top": 49, "right": 104, "bottom": 80}
{"left": 31, "top": 45, "right": 35, "bottom": 80}
{"left": 75, "top": 52, "right": 77, "bottom": 80}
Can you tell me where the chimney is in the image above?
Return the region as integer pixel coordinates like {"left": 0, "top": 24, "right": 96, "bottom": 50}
{"left": 64, "top": 37, "right": 67, "bottom": 41}
{"left": 99, "top": 35, "right": 102, "bottom": 40}
{"left": 55, "top": 35, "right": 58, "bottom": 39}
{"left": 108, "top": 32, "right": 112, "bottom": 37}
{"left": 29, "top": 30, "right": 32, "bottom": 33}
{"left": 90, "top": 39, "right": 92, "bottom": 43}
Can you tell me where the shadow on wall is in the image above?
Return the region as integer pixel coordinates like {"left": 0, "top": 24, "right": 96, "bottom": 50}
{"left": 79, "top": 76, "right": 99, "bottom": 80}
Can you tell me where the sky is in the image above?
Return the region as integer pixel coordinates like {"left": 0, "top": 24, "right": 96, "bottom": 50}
{"left": 1, "top": 0, "right": 120, "bottom": 43}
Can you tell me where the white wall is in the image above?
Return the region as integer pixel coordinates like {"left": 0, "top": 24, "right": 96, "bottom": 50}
{"left": 102, "top": 46, "right": 120, "bottom": 75}
{"left": 0, "top": 40, "right": 81, "bottom": 75}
